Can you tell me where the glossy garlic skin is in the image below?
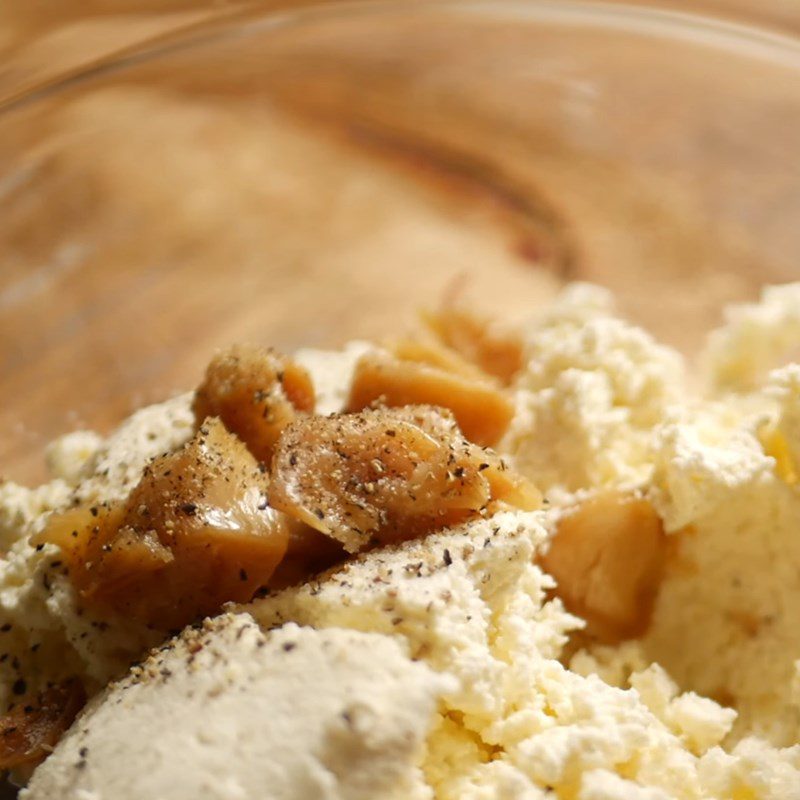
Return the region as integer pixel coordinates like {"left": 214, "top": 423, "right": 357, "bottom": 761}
{"left": 540, "top": 491, "right": 666, "bottom": 643}
{"left": 0, "top": 681, "right": 85, "bottom": 771}
{"left": 270, "top": 405, "right": 539, "bottom": 553}
{"left": 347, "top": 351, "right": 515, "bottom": 448}
{"left": 193, "top": 344, "right": 315, "bottom": 465}
{"left": 37, "top": 418, "right": 289, "bottom": 630}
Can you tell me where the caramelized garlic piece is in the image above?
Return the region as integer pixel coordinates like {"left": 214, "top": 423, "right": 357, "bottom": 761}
{"left": 0, "top": 680, "right": 85, "bottom": 771}
{"left": 421, "top": 307, "right": 525, "bottom": 385}
{"left": 270, "top": 405, "right": 539, "bottom": 553}
{"left": 267, "top": 519, "right": 347, "bottom": 591}
{"left": 539, "top": 491, "right": 666, "bottom": 643}
{"left": 391, "top": 337, "right": 488, "bottom": 381}
{"left": 193, "top": 344, "right": 315, "bottom": 464}
{"left": 36, "top": 419, "right": 288, "bottom": 630}
{"left": 347, "top": 351, "right": 515, "bottom": 447}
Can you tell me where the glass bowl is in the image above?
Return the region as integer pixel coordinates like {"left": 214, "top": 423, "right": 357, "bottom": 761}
{"left": 2, "top": 0, "right": 800, "bottom": 494}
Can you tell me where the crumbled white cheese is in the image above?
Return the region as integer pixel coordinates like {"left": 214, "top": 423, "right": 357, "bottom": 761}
{"left": 638, "top": 394, "right": 800, "bottom": 746}
{"left": 3, "top": 282, "right": 800, "bottom": 798}
{"left": 44, "top": 431, "right": 103, "bottom": 485}
{"left": 71, "top": 393, "right": 194, "bottom": 505}
{"left": 764, "top": 363, "right": 800, "bottom": 475}
{"left": 705, "top": 282, "right": 800, "bottom": 391}
{"left": 245, "top": 511, "right": 799, "bottom": 798}
{"left": 0, "top": 480, "right": 72, "bottom": 554}
{"left": 570, "top": 640, "right": 650, "bottom": 689}
{"left": 630, "top": 664, "right": 737, "bottom": 754}
{"left": 503, "top": 284, "right": 683, "bottom": 492}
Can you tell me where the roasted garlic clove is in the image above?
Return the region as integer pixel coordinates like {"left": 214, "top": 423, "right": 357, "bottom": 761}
{"left": 390, "top": 337, "right": 488, "bottom": 381}
{"left": 193, "top": 344, "right": 315, "bottom": 464}
{"left": 267, "top": 519, "right": 347, "bottom": 591}
{"left": 346, "top": 351, "right": 515, "bottom": 447}
{"left": 270, "top": 406, "right": 538, "bottom": 553}
{"left": 0, "top": 680, "right": 85, "bottom": 771}
{"left": 539, "top": 491, "right": 666, "bottom": 643}
{"left": 36, "top": 419, "right": 288, "bottom": 630}
{"left": 421, "top": 307, "right": 525, "bottom": 385}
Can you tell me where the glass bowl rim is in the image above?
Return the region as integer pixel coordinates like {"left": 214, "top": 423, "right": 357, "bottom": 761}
{"left": 3, "top": 0, "right": 800, "bottom": 118}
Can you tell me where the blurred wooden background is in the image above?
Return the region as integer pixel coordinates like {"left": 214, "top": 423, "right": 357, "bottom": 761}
{"left": 2, "top": 0, "right": 800, "bottom": 489}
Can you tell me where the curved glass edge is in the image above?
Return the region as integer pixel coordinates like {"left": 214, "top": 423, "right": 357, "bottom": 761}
{"left": 2, "top": 0, "right": 800, "bottom": 117}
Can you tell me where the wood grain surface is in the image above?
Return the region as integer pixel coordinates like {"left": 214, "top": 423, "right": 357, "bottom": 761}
{"left": 2, "top": 0, "right": 800, "bottom": 489}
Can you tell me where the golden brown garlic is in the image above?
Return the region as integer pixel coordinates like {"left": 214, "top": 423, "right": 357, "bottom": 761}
{"left": 193, "top": 344, "right": 314, "bottom": 464}
{"left": 35, "top": 419, "right": 288, "bottom": 630}
{"left": 346, "top": 351, "right": 515, "bottom": 447}
{"left": 0, "top": 680, "right": 85, "bottom": 771}
{"left": 269, "top": 405, "right": 539, "bottom": 553}
{"left": 539, "top": 491, "right": 666, "bottom": 644}
{"left": 421, "top": 307, "right": 525, "bottom": 385}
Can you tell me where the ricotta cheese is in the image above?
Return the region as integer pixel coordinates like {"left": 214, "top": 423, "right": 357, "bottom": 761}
{"left": 634, "top": 369, "right": 800, "bottom": 747}
{"left": 22, "top": 613, "right": 449, "bottom": 800}
{"left": 3, "top": 282, "right": 800, "bottom": 799}
{"left": 247, "top": 512, "right": 800, "bottom": 798}
{"left": 503, "top": 284, "right": 683, "bottom": 492}
{"left": 705, "top": 283, "right": 800, "bottom": 391}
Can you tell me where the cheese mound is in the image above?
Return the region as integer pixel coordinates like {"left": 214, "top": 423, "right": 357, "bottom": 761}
{"left": 22, "top": 614, "right": 449, "bottom": 800}
{"left": 246, "top": 512, "right": 799, "bottom": 799}
{"left": 705, "top": 283, "right": 800, "bottom": 391}
{"left": 503, "top": 284, "right": 683, "bottom": 492}
{"left": 22, "top": 511, "right": 800, "bottom": 799}
{"left": 4, "top": 282, "right": 800, "bottom": 798}
{"left": 640, "top": 369, "right": 800, "bottom": 747}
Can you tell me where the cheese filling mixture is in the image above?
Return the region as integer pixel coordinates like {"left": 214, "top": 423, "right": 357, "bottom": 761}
{"left": 2, "top": 284, "right": 800, "bottom": 798}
